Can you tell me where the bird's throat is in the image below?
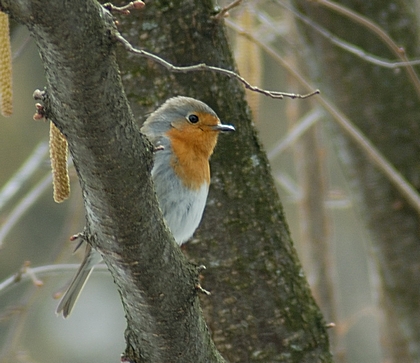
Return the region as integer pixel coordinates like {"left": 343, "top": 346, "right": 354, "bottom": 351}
{"left": 167, "top": 129, "right": 213, "bottom": 190}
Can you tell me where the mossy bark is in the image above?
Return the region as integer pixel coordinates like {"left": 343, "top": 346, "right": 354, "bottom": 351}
{"left": 117, "top": 1, "right": 332, "bottom": 362}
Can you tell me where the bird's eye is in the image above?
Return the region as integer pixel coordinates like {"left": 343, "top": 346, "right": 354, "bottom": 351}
{"left": 188, "top": 114, "right": 199, "bottom": 123}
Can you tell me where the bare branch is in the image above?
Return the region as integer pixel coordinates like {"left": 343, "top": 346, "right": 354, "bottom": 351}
{"left": 267, "top": 107, "right": 324, "bottom": 159}
{"left": 0, "top": 173, "right": 52, "bottom": 247}
{"left": 21, "top": 261, "right": 44, "bottom": 287}
{"left": 312, "top": 0, "right": 420, "bottom": 98}
{"left": 0, "top": 141, "right": 48, "bottom": 212}
{"left": 0, "top": 264, "right": 108, "bottom": 296}
{"left": 212, "top": 0, "right": 243, "bottom": 20}
{"left": 226, "top": 18, "right": 420, "bottom": 216}
{"left": 279, "top": 2, "right": 420, "bottom": 69}
{"left": 103, "top": 1, "right": 145, "bottom": 15}
{"left": 114, "top": 31, "right": 319, "bottom": 100}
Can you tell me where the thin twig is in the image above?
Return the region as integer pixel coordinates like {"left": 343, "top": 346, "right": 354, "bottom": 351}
{"left": 0, "top": 173, "right": 52, "bottom": 248}
{"left": 213, "top": 0, "right": 243, "bottom": 20}
{"left": 114, "top": 31, "right": 319, "bottom": 100}
{"left": 0, "top": 141, "right": 49, "bottom": 212}
{"left": 226, "top": 18, "right": 420, "bottom": 215}
{"left": 273, "top": 172, "right": 301, "bottom": 199}
{"left": 103, "top": 1, "right": 145, "bottom": 15}
{"left": 268, "top": 107, "right": 324, "bottom": 159}
{"left": 0, "top": 264, "right": 108, "bottom": 296}
{"left": 313, "top": 0, "right": 420, "bottom": 98}
{"left": 12, "top": 33, "right": 31, "bottom": 61}
{"left": 20, "top": 261, "right": 44, "bottom": 287}
{"left": 277, "top": 2, "right": 420, "bottom": 69}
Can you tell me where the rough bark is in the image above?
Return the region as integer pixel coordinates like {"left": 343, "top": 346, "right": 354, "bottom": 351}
{"left": 1, "top": 0, "right": 332, "bottom": 362}
{"left": 1, "top": 1, "right": 224, "bottom": 362}
{"left": 117, "top": 1, "right": 332, "bottom": 362}
{"left": 293, "top": 0, "right": 420, "bottom": 361}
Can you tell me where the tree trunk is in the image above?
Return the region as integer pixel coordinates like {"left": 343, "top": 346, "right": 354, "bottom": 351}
{"left": 116, "top": 1, "right": 332, "bottom": 361}
{"left": 293, "top": 0, "right": 420, "bottom": 361}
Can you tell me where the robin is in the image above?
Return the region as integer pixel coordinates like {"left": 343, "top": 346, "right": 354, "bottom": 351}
{"left": 56, "top": 96, "right": 235, "bottom": 317}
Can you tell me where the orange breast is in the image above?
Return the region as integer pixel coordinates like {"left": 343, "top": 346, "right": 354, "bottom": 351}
{"left": 167, "top": 136, "right": 219, "bottom": 190}
{"left": 166, "top": 112, "right": 222, "bottom": 190}
{"left": 168, "top": 134, "right": 211, "bottom": 190}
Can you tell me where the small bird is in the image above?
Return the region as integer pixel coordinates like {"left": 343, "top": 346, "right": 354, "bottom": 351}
{"left": 56, "top": 96, "right": 235, "bottom": 317}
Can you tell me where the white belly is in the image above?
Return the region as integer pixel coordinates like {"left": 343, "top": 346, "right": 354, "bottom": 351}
{"left": 151, "top": 150, "right": 209, "bottom": 245}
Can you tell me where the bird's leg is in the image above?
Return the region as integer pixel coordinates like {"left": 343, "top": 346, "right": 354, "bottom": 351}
{"left": 70, "top": 229, "right": 88, "bottom": 252}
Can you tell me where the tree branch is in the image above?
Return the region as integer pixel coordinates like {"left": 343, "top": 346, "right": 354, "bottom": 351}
{"left": 114, "top": 31, "right": 319, "bottom": 100}
{"left": 0, "top": 0, "right": 225, "bottom": 362}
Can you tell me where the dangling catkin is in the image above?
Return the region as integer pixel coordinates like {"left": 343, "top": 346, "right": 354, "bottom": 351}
{"left": 49, "top": 122, "right": 70, "bottom": 203}
{"left": 0, "top": 12, "right": 12, "bottom": 117}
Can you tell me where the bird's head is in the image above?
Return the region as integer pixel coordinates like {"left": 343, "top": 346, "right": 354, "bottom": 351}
{"left": 142, "top": 96, "right": 235, "bottom": 158}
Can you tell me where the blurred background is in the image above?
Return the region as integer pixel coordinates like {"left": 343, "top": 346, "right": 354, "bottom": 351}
{"left": 2, "top": 1, "right": 414, "bottom": 362}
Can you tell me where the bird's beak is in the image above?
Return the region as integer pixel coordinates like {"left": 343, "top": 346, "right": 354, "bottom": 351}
{"left": 212, "top": 123, "right": 235, "bottom": 132}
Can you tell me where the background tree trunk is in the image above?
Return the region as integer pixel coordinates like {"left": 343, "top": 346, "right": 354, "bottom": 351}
{"left": 292, "top": 0, "right": 420, "bottom": 361}
{"left": 116, "top": 0, "right": 332, "bottom": 361}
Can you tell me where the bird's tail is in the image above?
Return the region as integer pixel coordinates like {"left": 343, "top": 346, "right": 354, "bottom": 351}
{"left": 56, "top": 244, "right": 102, "bottom": 318}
